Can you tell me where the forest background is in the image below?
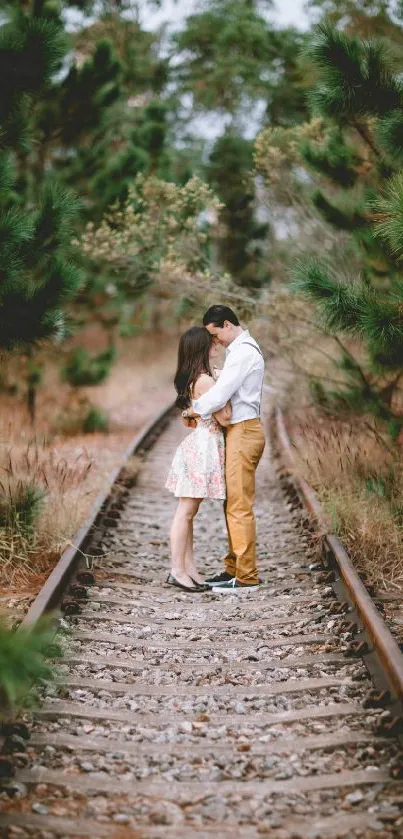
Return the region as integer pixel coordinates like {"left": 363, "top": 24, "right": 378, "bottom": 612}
{"left": 2, "top": 0, "right": 403, "bottom": 653}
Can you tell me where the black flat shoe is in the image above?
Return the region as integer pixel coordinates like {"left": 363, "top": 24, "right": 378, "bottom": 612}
{"left": 166, "top": 573, "right": 206, "bottom": 592}
{"left": 191, "top": 579, "right": 210, "bottom": 591}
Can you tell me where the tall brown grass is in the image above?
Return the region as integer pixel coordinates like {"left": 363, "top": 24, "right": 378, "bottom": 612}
{"left": 291, "top": 411, "right": 403, "bottom": 591}
{"left": 0, "top": 436, "right": 93, "bottom": 588}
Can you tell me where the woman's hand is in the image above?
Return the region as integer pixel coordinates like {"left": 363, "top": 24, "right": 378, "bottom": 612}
{"left": 181, "top": 407, "right": 198, "bottom": 428}
{"left": 182, "top": 407, "right": 199, "bottom": 419}
{"left": 182, "top": 416, "right": 197, "bottom": 428}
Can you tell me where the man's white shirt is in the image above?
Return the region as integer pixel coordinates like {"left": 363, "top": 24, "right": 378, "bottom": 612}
{"left": 193, "top": 330, "right": 264, "bottom": 424}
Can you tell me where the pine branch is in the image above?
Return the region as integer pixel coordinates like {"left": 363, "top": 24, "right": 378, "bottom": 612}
{"left": 312, "top": 189, "right": 368, "bottom": 231}
{"left": 352, "top": 118, "right": 382, "bottom": 161}
{"left": 291, "top": 257, "right": 363, "bottom": 332}
{"left": 359, "top": 294, "right": 403, "bottom": 367}
{"left": 332, "top": 334, "right": 372, "bottom": 391}
{"left": 306, "top": 24, "right": 403, "bottom": 122}
{"left": 373, "top": 172, "right": 403, "bottom": 257}
{"left": 300, "top": 130, "right": 361, "bottom": 187}
{"left": 375, "top": 110, "right": 403, "bottom": 166}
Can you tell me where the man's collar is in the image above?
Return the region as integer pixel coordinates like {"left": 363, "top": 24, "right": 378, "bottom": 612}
{"left": 227, "top": 329, "right": 249, "bottom": 353}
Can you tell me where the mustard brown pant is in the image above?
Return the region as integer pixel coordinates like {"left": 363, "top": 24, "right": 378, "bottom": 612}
{"left": 223, "top": 418, "right": 266, "bottom": 585}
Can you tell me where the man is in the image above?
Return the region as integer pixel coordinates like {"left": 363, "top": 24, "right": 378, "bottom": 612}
{"left": 184, "top": 305, "right": 265, "bottom": 592}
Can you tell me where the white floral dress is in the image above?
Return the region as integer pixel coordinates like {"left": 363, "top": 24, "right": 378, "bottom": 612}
{"left": 165, "top": 405, "right": 226, "bottom": 500}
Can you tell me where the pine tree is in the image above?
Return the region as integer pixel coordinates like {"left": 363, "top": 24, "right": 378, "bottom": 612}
{"left": 0, "top": 6, "right": 83, "bottom": 353}
{"left": 172, "top": 0, "right": 308, "bottom": 291}
{"left": 38, "top": 12, "right": 171, "bottom": 219}
{"left": 0, "top": 2, "right": 170, "bottom": 407}
{"left": 173, "top": 0, "right": 308, "bottom": 125}
{"left": 91, "top": 98, "right": 171, "bottom": 210}
{"left": 207, "top": 132, "right": 269, "bottom": 289}
{"left": 30, "top": 6, "right": 174, "bottom": 343}
{"left": 287, "top": 24, "right": 403, "bottom": 433}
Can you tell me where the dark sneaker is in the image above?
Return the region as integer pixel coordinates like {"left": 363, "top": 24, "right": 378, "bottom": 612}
{"left": 205, "top": 571, "right": 234, "bottom": 587}
{"left": 212, "top": 578, "right": 260, "bottom": 593}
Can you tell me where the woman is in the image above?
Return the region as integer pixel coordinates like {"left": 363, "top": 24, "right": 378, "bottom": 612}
{"left": 165, "top": 327, "right": 231, "bottom": 592}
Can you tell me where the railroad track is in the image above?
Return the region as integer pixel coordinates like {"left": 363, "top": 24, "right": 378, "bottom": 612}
{"left": 1, "top": 405, "right": 403, "bottom": 838}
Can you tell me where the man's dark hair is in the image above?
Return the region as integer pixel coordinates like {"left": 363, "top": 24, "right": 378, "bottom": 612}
{"left": 203, "top": 305, "right": 239, "bottom": 328}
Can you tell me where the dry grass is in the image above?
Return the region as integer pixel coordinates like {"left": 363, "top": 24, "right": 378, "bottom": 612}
{"left": 291, "top": 410, "right": 403, "bottom": 591}
{"left": 0, "top": 440, "right": 93, "bottom": 587}
{"left": 0, "top": 330, "right": 177, "bottom": 608}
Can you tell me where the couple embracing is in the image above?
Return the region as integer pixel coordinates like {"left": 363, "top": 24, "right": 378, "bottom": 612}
{"left": 165, "top": 305, "right": 265, "bottom": 594}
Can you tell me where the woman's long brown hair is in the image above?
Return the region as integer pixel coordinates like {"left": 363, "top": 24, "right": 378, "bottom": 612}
{"left": 174, "top": 327, "right": 212, "bottom": 409}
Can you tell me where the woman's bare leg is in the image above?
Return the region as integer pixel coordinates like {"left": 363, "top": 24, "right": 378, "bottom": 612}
{"left": 169, "top": 497, "right": 202, "bottom": 587}
{"left": 184, "top": 516, "right": 205, "bottom": 583}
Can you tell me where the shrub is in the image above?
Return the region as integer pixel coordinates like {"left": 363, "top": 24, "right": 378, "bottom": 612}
{"left": 83, "top": 407, "right": 109, "bottom": 433}
{"left": 62, "top": 346, "right": 116, "bottom": 387}
{"left": 54, "top": 397, "right": 108, "bottom": 435}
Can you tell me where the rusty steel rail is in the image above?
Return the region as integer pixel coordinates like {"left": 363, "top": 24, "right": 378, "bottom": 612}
{"left": 20, "top": 402, "right": 175, "bottom": 630}
{"left": 274, "top": 406, "right": 403, "bottom": 721}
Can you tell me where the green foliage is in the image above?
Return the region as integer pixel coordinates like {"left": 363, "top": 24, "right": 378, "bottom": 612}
{"left": 57, "top": 40, "right": 122, "bottom": 145}
{"left": 306, "top": 23, "right": 403, "bottom": 121}
{"left": 0, "top": 620, "right": 60, "bottom": 718}
{"left": 387, "top": 416, "right": 403, "bottom": 440}
{"left": 174, "top": 0, "right": 308, "bottom": 124}
{"left": 91, "top": 145, "right": 149, "bottom": 208}
{"left": 0, "top": 8, "right": 83, "bottom": 351}
{"left": 88, "top": 98, "right": 170, "bottom": 214}
{"left": 1, "top": 0, "right": 312, "bottom": 357}
{"left": 62, "top": 346, "right": 116, "bottom": 387}
{"left": 0, "top": 175, "right": 83, "bottom": 349}
{"left": 83, "top": 406, "right": 109, "bottom": 433}
{"left": 309, "top": 378, "right": 328, "bottom": 407}
{"left": 73, "top": 12, "right": 167, "bottom": 92}
{"left": 80, "top": 174, "right": 223, "bottom": 311}
{"left": 312, "top": 190, "right": 368, "bottom": 231}
{"left": 376, "top": 110, "right": 403, "bottom": 164}
{"left": 263, "top": 22, "right": 403, "bottom": 432}
{"left": 291, "top": 258, "right": 363, "bottom": 332}
{"left": 0, "top": 9, "right": 67, "bottom": 151}
{"left": 207, "top": 131, "right": 269, "bottom": 289}
{"left": 139, "top": 100, "right": 169, "bottom": 165}
{"left": 374, "top": 172, "right": 403, "bottom": 257}
{"left": 0, "top": 482, "right": 45, "bottom": 533}
{"left": 53, "top": 396, "right": 108, "bottom": 435}
{"left": 291, "top": 253, "right": 403, "bottom": 421}
{"left": 174, "top": 0, "right": 275, "bottom": 112}
{"left": 301, "top": 130, "right": 362, "bottom": 187}
{"left": 43, "top": 19, "right": 171, "bottom": 219}
{"left": 292, "top": 256, "right": 403, "bottom": 369}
